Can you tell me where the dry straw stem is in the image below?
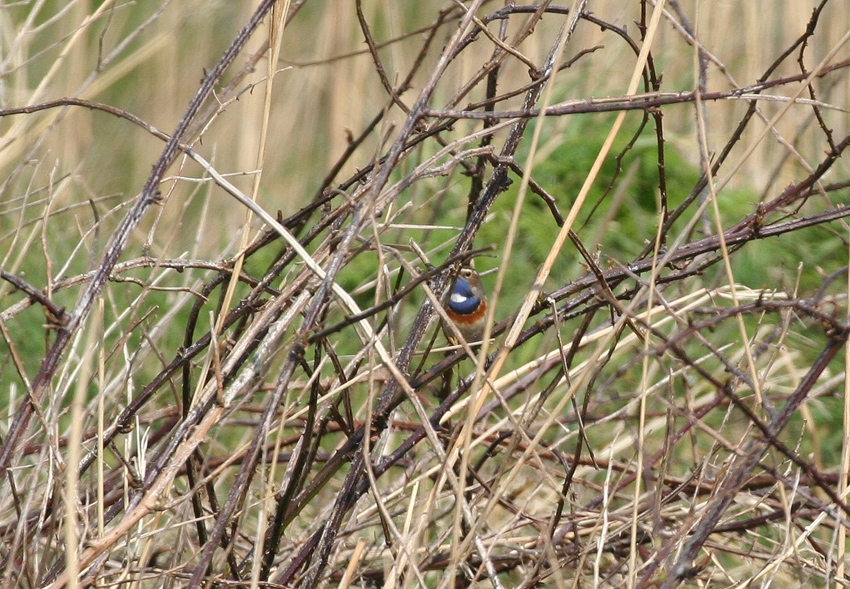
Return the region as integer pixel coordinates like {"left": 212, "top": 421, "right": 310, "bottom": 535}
{"left": 841, "top": 223, "right": 850, "bottom": 576}
{"left": 3, "top": 1, "right": 850, "bottom": 588}
{"left": 444, "top": 3, "right": 588, "bottom": 584}
{"left": 443, "top": 0, "right": 667, "bottom": 580}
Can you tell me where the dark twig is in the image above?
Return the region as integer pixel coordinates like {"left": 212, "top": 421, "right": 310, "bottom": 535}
{"left": 656, "top": 336, "right": 845, "bottom": 588}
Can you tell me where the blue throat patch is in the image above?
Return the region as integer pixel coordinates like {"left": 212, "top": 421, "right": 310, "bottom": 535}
{"left": 449, "top": 278, "right": 480, "bottom": 315}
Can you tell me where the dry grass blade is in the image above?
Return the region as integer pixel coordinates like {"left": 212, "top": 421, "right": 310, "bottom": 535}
{"left": 1, "top": 1, "right": 850, "bottom": 588}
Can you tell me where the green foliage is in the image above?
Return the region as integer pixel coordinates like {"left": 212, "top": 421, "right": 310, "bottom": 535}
{"left": 3, "top": 2, "right": 849, "bottom": 586}
{"left": 473, "top": 114, "right": 705, "bottom": 303}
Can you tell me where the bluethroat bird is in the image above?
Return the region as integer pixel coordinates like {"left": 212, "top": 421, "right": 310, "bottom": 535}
{"left": 443, "top": 265, "right": 488, "bottom": 346}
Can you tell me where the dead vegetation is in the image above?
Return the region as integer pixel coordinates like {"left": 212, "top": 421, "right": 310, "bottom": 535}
{"left": 1, "top": 1, "right": 850, "bottom": 587}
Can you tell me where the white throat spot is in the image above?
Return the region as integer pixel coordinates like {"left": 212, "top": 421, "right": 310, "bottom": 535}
{"left": 451, "top": 293, "right": 469, "bottom": 305}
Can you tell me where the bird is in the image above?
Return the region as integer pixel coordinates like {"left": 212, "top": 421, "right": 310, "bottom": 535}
{"left": 443, "top": 265, "right": 488, "bottom": 346}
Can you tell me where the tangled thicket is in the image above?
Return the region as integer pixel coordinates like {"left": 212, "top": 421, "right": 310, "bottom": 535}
{"left": 2, "top": 1, "right": 850, "bottom": 587}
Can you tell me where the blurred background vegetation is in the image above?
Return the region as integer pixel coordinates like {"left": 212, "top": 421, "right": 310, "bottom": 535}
{"left": 1, "top": 1, "right": 850, "bottom": 587}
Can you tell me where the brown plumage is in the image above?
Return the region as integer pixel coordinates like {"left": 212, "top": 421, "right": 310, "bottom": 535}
{"left": 442, "top": 266, "right": 487, "bottom": 345}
